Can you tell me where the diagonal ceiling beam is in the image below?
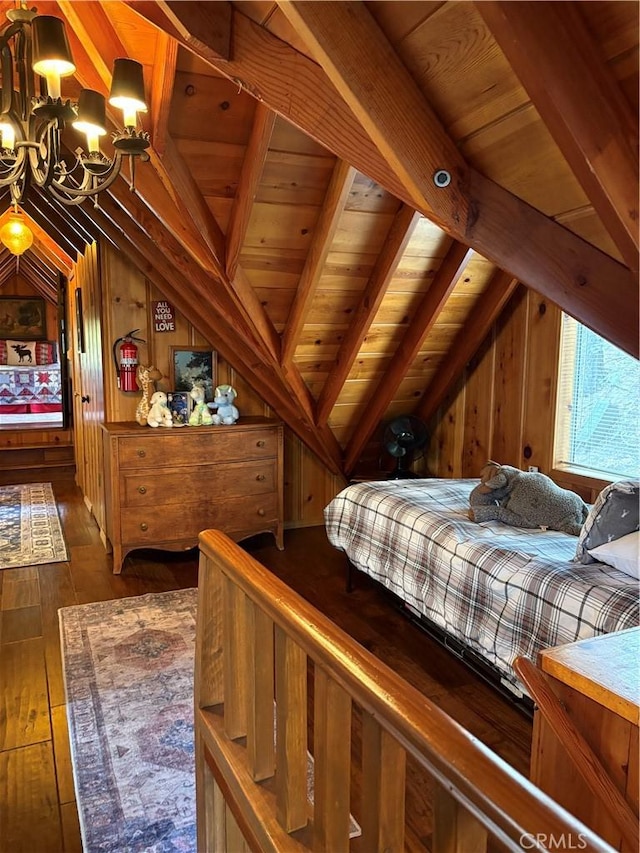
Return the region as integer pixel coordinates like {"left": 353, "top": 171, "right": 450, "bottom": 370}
{"left": 150, "top": 30, "right": 178, "bottom": 157}
{"left": 281, "top": 159, "right": 356, "bottom": 365}
{"left": 146, "top": 1, "right": 231, "bottom": 63}
{"left": 414, "top": 269, "right": 519, "bottom": 425}
{"left": 316, "top": 204, "right": 421, "bottom": 426}
{"left": 344, "top": 242, "right": 473, "bottom": 474}
{"left": 275, "top": 1, "right": 637, "bottom": 358}
{"left": 126, "top": 2, "right": 638, "bottom": 358}
{"left": 477, "top": 1, "right": 639, "bottom": 272}
{"left": 226, "top": 102, "right": 276, "bottom": 281}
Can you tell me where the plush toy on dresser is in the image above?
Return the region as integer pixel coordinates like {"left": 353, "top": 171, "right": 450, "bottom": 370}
{"left": 146, "top": 391, "right": 173, "bottom": 428}
{"left": 209, "top": 384, "right": 239, "bottom": 425}
{"left": 469, "top": 461, "right": 589, "bottom": 535}
{"left": 188, "top": 383, "right": 213, "bottom": 426}
{"left": 135, "top": 364, "right": 163, "bottom": 426}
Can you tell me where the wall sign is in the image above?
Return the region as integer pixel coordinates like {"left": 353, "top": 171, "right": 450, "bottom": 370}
{"left": 152, "top": 301, "right": 175, "bottom": 332}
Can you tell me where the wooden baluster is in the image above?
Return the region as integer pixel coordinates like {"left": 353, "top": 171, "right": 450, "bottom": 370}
{"left": 195, "top": 552, "right": 224, "bottom": 708}
{"left": 246, "top": 598, "right": 275, "bottom": 781}
{"left": 313, "top": 669, "right": 352, "bottom": 852}
{"left": 223, "top": 577, "right": 248, "bottom": 739}
{"left": 275, "top": 626, "right": 308, "bottom": 832}
{"left": 361, "top": 710, "right": 406, "bottom": 852}
{"left": 433, "top": 782, "right": 488, "bottom": 853}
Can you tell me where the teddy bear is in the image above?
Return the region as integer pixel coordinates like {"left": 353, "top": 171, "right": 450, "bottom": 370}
{"left": 209, "top": 384, "right": 239, "bottom": 425}
{"left": 188, "top": 382, "right": 213, "bottom": 426}
{"left": 469, "top": 461, "right": 589, "bottom": 535}
{"left": 146, "top": 391, "right": 173, "bottom": 428}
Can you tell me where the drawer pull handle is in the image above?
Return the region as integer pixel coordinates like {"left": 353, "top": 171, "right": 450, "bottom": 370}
{"left": 138, "top": 486, "right": 147, "bottom": 494}
{"left": 137, "top": 449, "right": 146, "bottom": 458}
{"left": 257, "top": 508, "right": 266, "bottom": 517}
{"left": 140, "top": 522, "right": 148, "bottom": 531}
{"left": 256, "top": 440, "right": 265, "bottom": 448}
{"left": 256, "top": 474, "right": 266, "bottom": 481}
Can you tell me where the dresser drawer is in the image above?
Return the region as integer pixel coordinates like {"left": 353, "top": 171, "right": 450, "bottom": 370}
{"left": 120, "top": 493, "right": 279, "bottom": 543}
{"left": 122, "top": 459, "right": 277, "bottom": 506}
{"left": 116, "top": 427, "right": 279, "bottom": 469}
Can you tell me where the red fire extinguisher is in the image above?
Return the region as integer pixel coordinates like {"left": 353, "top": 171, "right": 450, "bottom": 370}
{"left": 112, "top": 330, "right": 145, "bottom": 391}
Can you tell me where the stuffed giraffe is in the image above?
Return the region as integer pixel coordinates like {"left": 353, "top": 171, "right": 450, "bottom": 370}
{"left": 135, "top": 364, "right": 163, "bottom": 425}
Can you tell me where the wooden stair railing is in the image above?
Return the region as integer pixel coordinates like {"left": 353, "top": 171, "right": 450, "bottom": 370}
{"left": 514, "top": 656, "right": 639, "bottom": 852}
{"left": 195, "top": 529, "right": 616, "bottom": 852}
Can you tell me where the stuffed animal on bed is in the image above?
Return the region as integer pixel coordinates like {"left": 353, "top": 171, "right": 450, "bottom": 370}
{"left": 469, "top": 462, "right": 589, "bottom": 535}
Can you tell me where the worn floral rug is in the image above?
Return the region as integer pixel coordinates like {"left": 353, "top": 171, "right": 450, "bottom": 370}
{"left": 60, "top": 588, "right": 198, "bottom": 853}
{"left": 0, "top": 481, "right": 68, "bottom": 569}
{"left": 61, "top": 587, "right": 361, "bottom": 852}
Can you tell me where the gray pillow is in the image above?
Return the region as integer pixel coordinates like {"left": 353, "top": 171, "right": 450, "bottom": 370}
{"left": 575, "top": 480, "right": 639, "bottom": 564}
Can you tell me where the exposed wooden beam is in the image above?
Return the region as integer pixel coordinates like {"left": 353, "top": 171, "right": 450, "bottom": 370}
{"left": 226, "top": 102, "right": 276, "bottom": 280}
{"left": 316, "top": 204, "right": 421, "bottom": 426}
{"left": 144, "top": 1, "right": 232, "bottom": 63}
{"left": 276, "top": 1, "right": 637, "bottom": 358}
{"left": 94, "top": 195, "right": 343, "bottom": 475}
{"left": 281, "top": 159, "right": 356, "bottom": 365}
{"left": 344, "top": 242, "right": 473, "bottom": 474}
{"left": 232, "top": 266, "right": 281, "bottom": 363}
{"left": 127, "top": 2, "right": 637, "bottom": 357}
{"left": 58, "top": 1, "right": 228, "bottom": 276}
{"left": 478, "top": 1, "right": 639, "bottom": 272}
{"left": 150, "top": 31, "right": 178, "bottom": 157}
{"left": 413, "top": 269, "right": 519, "bottom": 425}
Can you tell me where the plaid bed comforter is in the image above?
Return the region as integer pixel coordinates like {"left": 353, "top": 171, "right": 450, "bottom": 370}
{"left": 324, "top": 479, "right": 639, "bottom": 687}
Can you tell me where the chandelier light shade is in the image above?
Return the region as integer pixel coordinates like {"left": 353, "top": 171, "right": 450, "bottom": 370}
{"left": 0, "top": 210, "right": 33, "bottom": 255}
{"left": 0, "top": 3, "right": 150, "bottom": 207}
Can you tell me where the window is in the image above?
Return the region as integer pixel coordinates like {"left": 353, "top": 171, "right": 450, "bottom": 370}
{"left": 555, "top": 315, "right": 640, "bottom": 479}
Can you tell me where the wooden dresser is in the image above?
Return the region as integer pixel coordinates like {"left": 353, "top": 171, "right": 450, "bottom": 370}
{"left": 101, "top": 418, "right": 284, "bottom": 573}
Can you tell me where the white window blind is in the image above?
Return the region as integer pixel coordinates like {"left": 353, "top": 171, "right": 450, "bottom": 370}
{"left": 555, "top": 314, "right": 640, "bottom": 479}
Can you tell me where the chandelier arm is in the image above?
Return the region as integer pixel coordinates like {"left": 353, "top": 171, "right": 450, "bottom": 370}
{"left": 26, "top": 117, "right": 59, "bottom": 189}
{"left": 50, "top": 151, "right": 126, "bottom": 199}
{"left": 48, "top": 182, "right": 95, "bottom": 206}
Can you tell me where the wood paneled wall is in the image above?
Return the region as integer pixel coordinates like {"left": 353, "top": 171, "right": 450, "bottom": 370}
{"left": 425, "top": 286, "right": 609, "bottom": 502}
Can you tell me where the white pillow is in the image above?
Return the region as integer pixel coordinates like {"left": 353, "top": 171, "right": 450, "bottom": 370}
{"left": 588, "top": 530, "right": 640, "bottom": 579}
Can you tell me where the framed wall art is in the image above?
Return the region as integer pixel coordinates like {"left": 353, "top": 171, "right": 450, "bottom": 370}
{"left": 0, "top": 296, "right": 47, "bottom": 339}
{"left": 169, "top": 346, "right": 216, "bottom": 401}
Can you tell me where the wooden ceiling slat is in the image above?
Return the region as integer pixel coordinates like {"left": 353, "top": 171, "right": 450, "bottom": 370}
{"left": 281, "top": 159, "right": 356, "bottom": 365}
{"left": 226, "top": 102, "right": 276, "bottom": 280}
{"left": 414, "top": 270, "right": 519, "bottom": 425}
{"left": 275, "top": 1, "right": 638, "bottom": 359}
{"left": 316, "top": 204, "right": 422, "bottom": 426}
{"left": 21, "top": 196, "right": 84, "bottom": 256}
{"left": 478, "top": 1, "right": 639, "bottom": 272}
{"left": 344, "top": 242, "right": 473, "bottom": 474}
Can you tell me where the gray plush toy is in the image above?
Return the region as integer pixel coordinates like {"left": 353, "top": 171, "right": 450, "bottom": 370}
{"left": 469, "top": 462, "right": 589, "bottom": 535}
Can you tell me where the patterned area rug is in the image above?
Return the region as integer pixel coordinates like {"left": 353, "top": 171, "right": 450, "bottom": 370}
{"left": 0, "top": 481, "right": 68, "bottom": 569}
{"left": 60, "top": 589, "right": 198, "bottom": 853}
{"left": 60, "top": 588, "right": 361, "bottom": 852}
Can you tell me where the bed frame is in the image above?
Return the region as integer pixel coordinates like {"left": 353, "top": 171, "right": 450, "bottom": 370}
{"left": 195, "top": 529, "right": 609, "bottom": 852}
{"left": 346, "top": 560, "right": 535, "bottom": 715}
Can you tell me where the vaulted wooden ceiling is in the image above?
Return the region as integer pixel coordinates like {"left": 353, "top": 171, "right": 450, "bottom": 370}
{"left": 0, "top": 0, "right": 637, "bottom": 477}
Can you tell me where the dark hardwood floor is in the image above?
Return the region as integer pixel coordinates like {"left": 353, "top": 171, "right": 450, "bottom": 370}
{"left": 0, "top": 476, "right": 532, "bottom": 852}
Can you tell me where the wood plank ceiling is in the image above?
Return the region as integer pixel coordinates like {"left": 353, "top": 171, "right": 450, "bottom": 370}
{"left": 0, "top": 0, "right": 636, "bottom": 477}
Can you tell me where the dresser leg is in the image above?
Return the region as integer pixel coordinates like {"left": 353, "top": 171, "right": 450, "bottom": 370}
{"left": 112, "top": 546, "right": 123, "bottom": 574}
{"left": 274, "top": 524, "right": 284, "bottom": 550}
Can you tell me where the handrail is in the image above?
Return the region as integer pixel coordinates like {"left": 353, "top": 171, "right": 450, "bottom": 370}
{"left": 195, "top": 529, "right": 615, "bottom": 852}
{"left": 514, "top": 656, "right": 639, "bottom": 851}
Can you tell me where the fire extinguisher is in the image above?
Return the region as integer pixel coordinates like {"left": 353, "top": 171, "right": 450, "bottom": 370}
{"left": 112, "top": 330, "right": 145, "bottom": 391}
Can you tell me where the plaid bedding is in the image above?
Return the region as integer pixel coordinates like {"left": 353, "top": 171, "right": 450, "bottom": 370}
{"left": 324, "top": 479, "right": 639, "bottom": 688}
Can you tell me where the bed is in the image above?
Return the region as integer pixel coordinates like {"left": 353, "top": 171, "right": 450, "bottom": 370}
{"left": 324, "top": 478, "right": 639, "bottom": 700}
{"left": 0, "top": 339, "right": 62, "bottom": 416}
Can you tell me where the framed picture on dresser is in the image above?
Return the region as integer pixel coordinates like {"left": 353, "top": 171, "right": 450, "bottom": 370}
{"left": 167, "top": 391, "right": 191, "bottom": 425}
{"left": 169, "top": 347, "right": 216, "bottom": 401}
